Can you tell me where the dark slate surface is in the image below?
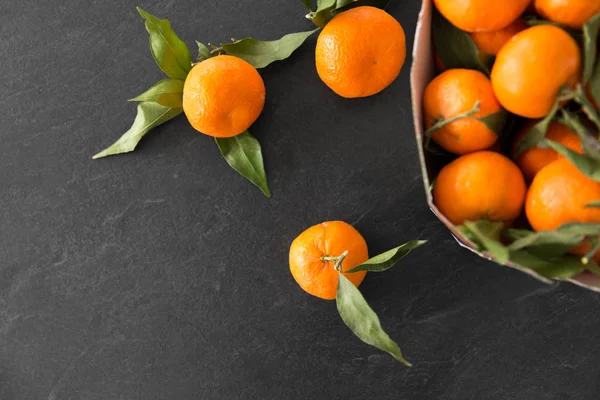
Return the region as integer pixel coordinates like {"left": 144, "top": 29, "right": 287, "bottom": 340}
{"left": 1, "top": 0, "right": 600, "bottom": 399}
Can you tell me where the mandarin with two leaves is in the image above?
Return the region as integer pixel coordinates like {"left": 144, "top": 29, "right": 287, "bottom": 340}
{"left": 289, "top": 221, "right": 368, "bottom": 300}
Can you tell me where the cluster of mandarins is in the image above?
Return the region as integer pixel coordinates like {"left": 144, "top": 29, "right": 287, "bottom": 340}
{"left": 426, "top": 0, "right": 600, "bottom": 262}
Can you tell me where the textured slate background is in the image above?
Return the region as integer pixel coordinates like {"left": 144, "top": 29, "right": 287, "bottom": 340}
{"left": 1, "top": 0, "right": 600, "bottom": 399}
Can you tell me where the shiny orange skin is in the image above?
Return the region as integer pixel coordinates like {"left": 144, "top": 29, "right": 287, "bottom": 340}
{"left": 512, "top": 121, "right": 583, "bottom": 181}
{"left": 434, "top": 151, "right": 527, "bottom": 225}
{"left": 424, "top": 69, "right": 501, "bottom": 155}
{"left": 526, "top": 159, "right": 600, "bottom": 232}
{"left": 434, "top": 0, "right": 531, "bottom": 32}
{"left": 534, "top": 0, "right": 600, "bottom": 30}
{"left": 182, "top": 55, "right": 266, "bottom": 138}
{"left": 491, "top": 25, "right": 581, "bottom": 118}
{"left": 289, "top": 221, "right": 369, "bottom": 300}
{"left": 469, "top": 18, "right": 528, "bottom": 55}
{"left": 315, "top": 6, "right": 406, "bottom": 98}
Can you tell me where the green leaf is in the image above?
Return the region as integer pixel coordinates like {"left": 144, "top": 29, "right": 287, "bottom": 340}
{"left": 301, "top": 0, "right": 313, "bottom": 11}
{"left": 582, "top": 12, "right": 600, "bottom": 84}
{"left": 222, "top": 29, "right": 319, "bottom": 69}
{"left": 514, "top": 101, "right": 560, "bottom": 157}
{"left": 477, "top": 109, "right": 508, "bottom": 135}
{"left": 507, "top": 228, "right": 584, "bottom": 257}
{"left": 545, "top": 139, "right": 600, "bottom": 182}
{"left": 346, "top": 240, "right": 428, "bottom": 273}
{"left": 586, "top": 200, "right": 600, "bottom": 208}
{"left": 509, "top": 250, "right": 586, "bottom": 280}
{"left": 432, "top": 8, "right": 490, "bottom": 75}
{"left": 503, "top": 228, "right": 533, "bottom": 242}
{"left": 196, "top": 41, "right": 212, "bottom": 62}
{"left": 590, "top": 62, "right": 600, "bottom": 108}
{"left": 311, "top": 0, "right": 337, "bottom": 27}
{"left": 461, "top": 220, "right": 509, "bottom": 264}
{"left": 215, "top": 131, "right": 271, "bottom": 197}
{"left": 129, "top": 79, "right": 184, "bottom": 108}
{"left": 93, "top": 102, "right": 182, "bottom": 159}
{"left": 557, "top": 222, "right": 600, "bottom": 236}
{"left": 137, "top": 7, "right": 192, "bottom": 80}
{"left": 334, "top": 0, "right": 389, "bottom": 12}
{"left": 559, "top": 109, "right": 600, "bottom": 161}
{"left": 336, "top": 274, "right": 411, "bottom": 366}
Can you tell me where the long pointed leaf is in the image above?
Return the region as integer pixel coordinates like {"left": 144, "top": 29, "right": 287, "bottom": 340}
{"left": 215, "top": 131, "right": 271, "bottom": 197}
{"left": 222, "top": 29, "right": 319, "bottom": 69}
{"left": 137, "top": 7, "right": 192, "bottom": 80}
{"left": 93, "top": 102, "right": 182, "bottom": 159}
{"left": 129, "top": 79, "right": 184, "bottom": 108}
{"left": 545, "top": 139, "right": 600, "bottom": 182}
{"left": 336, "top": 274, "right": 411, "bottom": 366}
{"left": 346, "top": 240, "right": 428, "bottom": 273}
{"left": 583, "top": 12, "right": 600, "bottom": 84}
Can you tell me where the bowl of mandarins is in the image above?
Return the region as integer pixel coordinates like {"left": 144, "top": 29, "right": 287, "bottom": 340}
{"left": 411, "top": 0, "right": 600, "bottom": 291}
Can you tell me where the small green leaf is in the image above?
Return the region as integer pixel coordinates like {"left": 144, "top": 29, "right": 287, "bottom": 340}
{"left": 196, "top": 41, "right": 212, "bottom": 62}
{"left": 586, "top": 200, "right": 600, "bottom": 208}
{"left": 432, "top": 8, "right": 490, "bottom": 75}
{"left": 129, "top": 79, "right": 184, "bottom": 108}
{"left": 477, "top": 109, "right": 508, "bottom": 135}
{"left": 222, "top": 29, "right": 319, "bottom": 69}
{"left": 559, "top": 109, "right": 600, "bottom": 160}
{"left": 215, "top": 131, "right": 271, "bottom": 197}
{"left": 93, "top": 102, "right": 182, "bottom": 159}
{"left": 137, "top": 7, "right": 192, "bottom": 80}
{"left": 346, "top": 240, "right": 428, "bottom": 273}
{"left": 461, "top": 220, "right": 509, "bottom": 264}
{"left": 336, "top": 274, "right": 411, "bottom": 366}
{"left": 582, "top": 12, "right": 600, "bottom": 84}
{"left": 334, "top": 0, "right": 389, "bottom": 12}
{"left": 503, "top": 228, "right": 534, "bottom": 242}
{"left": 514, "top": 100, "right": 561, "bottom": 157}
{"left": 545, "top": 139, "right": 600, "bottom": 181}
{"left": 509, "top": 250, "right": 586, "bottom": 280}
{"left": 507, "top": 228, "right": 584, "bottom": 257}
{"left": 590, "top": 62, "right": 600, "bottom": 108}
{"left": 301, "top": 0, "right": 313, "bottom": 11}
{"left": 311, "top": 0, "right": 337, "bottom": 27}
{"left": 557, "top": 222, "right": 600, "bottom": 236}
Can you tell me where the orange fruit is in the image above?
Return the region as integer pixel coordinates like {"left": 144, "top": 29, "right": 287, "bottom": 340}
{"left": 491, "top": 25, "right": 581, "bottom": 118}
{"left": 512, "top": 121, "right": 583, "bottom": 181}
{"left": 423, "top": 69, "right": 501, "bottom": 155}
{"left": 315, "top": 6, "right": 406, "bottom": 98}
{"left": 526, "top": 159, "right": 600, "bottom": 232}
{"left": 182, "top": 55, "right": 266, "bottom": 138}
{"left": 534, "top": 0, "right": 600, "bottom": 30}
{"left": 469, "top": 18, "right": 528, "bottom": 55}
{"left": 289, "top": 221, "right": 369, "bottom": 300}
{"left": 433, "top": 0, "right": 531, "bottom": 32}
{"left": 433, "top": 151, "right": 527, "bottom": 225}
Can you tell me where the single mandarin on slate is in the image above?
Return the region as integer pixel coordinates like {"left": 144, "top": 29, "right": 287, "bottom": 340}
{"left": 289, "top": 221, "right": 368, "bottom": 300}
{"left": 469, "top": 18, "right": 528, "bottom": 55}
{"left": 433, "top": 0, "right": 531, "bottom": 32}
{"left": 512, "top": 121, "right": 583, "bottom": 181}
{"left": 491, "top": 25, "right": 581, "bottom": 118}
{"left": 534, "top": 0, "right": 600, "bottom": 30}
{"left": 182, "top": 55, "right": 266, "bottom": 138}
{"left": 423, "top": 69, "right": 501, "bottom": 155}
{"left": 315, "top": 6, "right": 406, "bottom": 98}
{"left": 433, "top": 151, "right": 527, "bottom": 225}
